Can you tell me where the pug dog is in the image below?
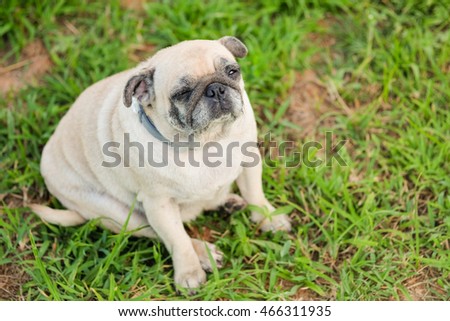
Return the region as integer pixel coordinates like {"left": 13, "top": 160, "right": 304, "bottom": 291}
{"left": 31, "top": 36, "right": 291, "bottom": 289}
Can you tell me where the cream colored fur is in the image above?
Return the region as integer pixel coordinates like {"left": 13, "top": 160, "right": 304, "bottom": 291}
{"left": 31, "top": 38, "right": 291, "bottom": 289}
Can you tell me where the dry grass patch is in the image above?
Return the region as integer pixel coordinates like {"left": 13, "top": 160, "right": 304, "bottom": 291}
{"left": 0, "top": 260, "right": 29, "bottom": 300}
{"left": 285, "top": 70, "right": 339, "bottom": 140}
{"left": 0, "top": 39, "right": 52, "bottom": 95}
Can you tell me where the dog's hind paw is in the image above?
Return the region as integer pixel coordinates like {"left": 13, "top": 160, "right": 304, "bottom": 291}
{"left": 259, "top": 214, "right": 292, "bottom": 232}
{"left": 191, "top": 239, "right": 224, "bottom": 272}
{"left": 222, "top": 194, "right": 247, "bottom": 214}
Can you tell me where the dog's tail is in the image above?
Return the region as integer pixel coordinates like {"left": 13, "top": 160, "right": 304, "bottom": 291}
{"left": 29, "top": 204, "right": 86, "bottom": 226}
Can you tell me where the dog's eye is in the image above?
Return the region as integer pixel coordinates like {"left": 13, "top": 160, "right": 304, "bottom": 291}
{"left": 179, "top": 90, "right": 191, "bottom": 96}
{"left": 227, "top": 65, "right": 241, "bottom": 79}
{"left": 174, "top": 89, "right": 192, "bottom": 100}
{"left": 228, "top": 69, "right": 239, "bottom": 76}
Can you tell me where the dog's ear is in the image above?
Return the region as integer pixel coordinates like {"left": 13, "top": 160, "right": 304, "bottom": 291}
{"left": 218, "top": 36, "right": 248, "bottom": 59}
{"left": 123, "top": 68, "right": 155, "bottom": 108}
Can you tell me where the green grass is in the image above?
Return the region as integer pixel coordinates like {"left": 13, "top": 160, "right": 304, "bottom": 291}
{"left": 1, "top": 0, "right": 449, "bottom": 300}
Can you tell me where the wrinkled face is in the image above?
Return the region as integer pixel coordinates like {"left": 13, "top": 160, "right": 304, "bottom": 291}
{"left": 123, "top": 38, "right": 248, "bottom": 134}
{"left": 166, "top": 58, "right": 243, "bottom": 132}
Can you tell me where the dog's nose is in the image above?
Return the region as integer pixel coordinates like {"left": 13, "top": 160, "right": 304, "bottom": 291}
{"left": 205, "top": 83, "right": 226, "bottom": 99}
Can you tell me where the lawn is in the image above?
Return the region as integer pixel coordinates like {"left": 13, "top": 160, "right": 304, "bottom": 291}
{"left": 0, "top": 0, "right": 449, "bottom": 300}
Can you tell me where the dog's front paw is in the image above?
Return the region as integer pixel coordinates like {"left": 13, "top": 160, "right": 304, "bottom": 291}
{"left": 191, "top": 239, "right": 223, "bottom": 272}
{"left": 259, "top": 214, "right": 292, "bottom": 232}
{"left": 174, "top": 264, "right": 207, "bottom": 290}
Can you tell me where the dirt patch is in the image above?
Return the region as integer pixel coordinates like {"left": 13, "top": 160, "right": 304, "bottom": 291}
{"left": 307, "top": 17, "right": 337, "bottom": 49}
{"left": 128, "top": 43, "right": 158, "bottom": 63}
{"left": 292, "top": 287, "right": 322, "bottom": 300}
{"left": 308, "top": 32, "right": 336, "bottom": 49}
{"left": 277, "top": 279, "right": 323, "bottom": 300}
{"left": 187, "top": 223, "right": 222, "bottom": 243}
{"left": 0, "top": 193, "right": 25, "bottom": 210}
{"left": 0, "top": 185, "right": 46, "bottom": 210}
{"left": 397, "top": 267, "right": 446, "bottom": 300}
{"left": 0, "top": 39, "right": 53, "bottom": 94}
{"left": 0, "top": 193, "right": 34, "bottom": 300}
{"left": 306, "top": 16, "right": 339, "bottom": 65}
{"left": 0, "top": 259, "right": 30, "bottom": 300}
{"left": 120, "top": 0, "right": 147, "bottom": 11}
{"left": 351, "top": 82, "right": 381, "bottom": 109}
{"left": 285, "top": 70, "right": 342, "bottom": 139}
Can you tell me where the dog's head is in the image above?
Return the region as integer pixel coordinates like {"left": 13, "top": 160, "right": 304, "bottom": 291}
{"left": 123, "top": 36, "right": 248, "bottom": 135}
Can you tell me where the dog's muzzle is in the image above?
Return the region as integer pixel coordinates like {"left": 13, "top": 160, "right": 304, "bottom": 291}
{"left": 185, "top": 74, "right": 241, "bottom": 126}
